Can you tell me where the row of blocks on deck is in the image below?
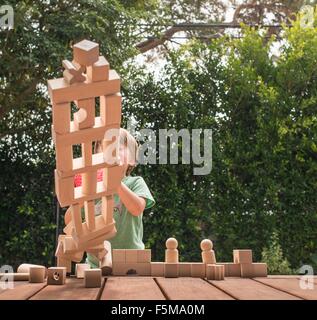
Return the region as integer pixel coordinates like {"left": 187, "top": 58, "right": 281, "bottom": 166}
{"left": 112, "top": 249, "right": 267, "bottom": 278}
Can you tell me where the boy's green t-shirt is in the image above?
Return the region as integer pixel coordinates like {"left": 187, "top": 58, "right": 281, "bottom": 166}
{"left": 86, "top": 175, "right": 155, "bottom": 267}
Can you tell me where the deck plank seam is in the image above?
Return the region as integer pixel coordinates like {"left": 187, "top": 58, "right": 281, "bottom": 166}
{"left": 251, "top": 278, "right": 305, "bottom": 300}
{"left": 202, "top": 278, "right": 239, "bottom": 300}
{"left": 153, "top": 278, "right": 170, "bottom": 300}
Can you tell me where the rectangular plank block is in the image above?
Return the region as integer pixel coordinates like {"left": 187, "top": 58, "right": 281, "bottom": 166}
{"left": 100, "top": 93, "right": 121, "bottom": 126}
{"left": 125, "top": 249, "right": 138, "bottom": 263}
{"left": 47, "top": 70, "right": 120, "bottom": 104}
{"left": 52, "top": 102, "right": 71, "bottom": 134}
{"left": 112, "top": 262, "right": 151, "bottom": 276}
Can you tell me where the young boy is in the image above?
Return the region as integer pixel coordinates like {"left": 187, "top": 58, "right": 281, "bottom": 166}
{"left": 83, "top": 128, "right": 155, "bottom": 268}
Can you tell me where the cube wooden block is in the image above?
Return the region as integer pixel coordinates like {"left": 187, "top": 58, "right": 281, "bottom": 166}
{"left": 87, "top": 56, "right": 109, "bottom": 82}
{"left": 47, "top": 267, "right": 67, "bottom": 285}
{"left": 151, "top": 262, "right": 164, "bottom": 277}
{"left": 84, "top": 269, "right": 102, "bottom": 288}
{"left": 164, "top": 263, "right": 179, "bottom": 278}
{"left": 112, "top": 249, "right": 125, "bottom": 263}
{"left": 240, "top": 263, "right": 253, "bottom": 278}
{"left": 125, "top": 249, "right": 138, "bottom": 263}
{"left": 221, "top": 263, "right": 241, "bottom": 277}
{"left": 253, "top": 263, "right": 268, "bottom": 277}
{"left": 191, "top": 263, "right": 206, "bottom": 278}
{"left": 73, "top": 40, "right": 99, "bottom": 66}
{"left": 29, "top": 266, "right": 46, "bottom": 283}
{"left": 179, "top": 263, "right": 191, "bottom": 277}
{"left": 206, "top": 264, "right": 225, "bottom": 280}
{"left": 75, "top": 263, "right": 90, "bottom": 279}
{"left": 137, "top": 249, "right": 151, "bottom": 263}
{"left": 136, "top": 263, "right": 151, "bottom": 276}
{"left": 233, "top": 249, "right": 253, "bottom": 264}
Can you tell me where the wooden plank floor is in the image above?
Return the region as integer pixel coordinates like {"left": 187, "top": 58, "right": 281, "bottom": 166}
{"left": 0, "top": 276, "right": 316, "bottom": 300}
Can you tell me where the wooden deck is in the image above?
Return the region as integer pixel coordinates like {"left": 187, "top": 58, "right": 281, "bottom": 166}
{"left": 0, "top": 276, "right": 316, "bottom": 300}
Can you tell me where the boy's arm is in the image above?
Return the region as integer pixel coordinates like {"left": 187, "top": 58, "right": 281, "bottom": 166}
{"left": 116, "top": 182, "right": 146, "bottom": 216}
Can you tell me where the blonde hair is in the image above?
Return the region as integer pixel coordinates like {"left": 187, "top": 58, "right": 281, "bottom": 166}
{"left": 94, "top": 128, "right": 139, "bottom": 176}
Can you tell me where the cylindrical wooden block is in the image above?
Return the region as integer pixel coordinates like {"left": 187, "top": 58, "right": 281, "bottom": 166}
{"left": 17, "top": 264, "right": 47, "bottom": 278}
{"left": 101, "top": 241, "right": 112, "bottom": 276}
{"left": 202, "top": 250, "right": 216, "bottom": 264}
{"left": 29, "top": 266, "right": 46, "bottom": 283}
{"left": 165, "top": 249, "right": 179, "bottom": 263}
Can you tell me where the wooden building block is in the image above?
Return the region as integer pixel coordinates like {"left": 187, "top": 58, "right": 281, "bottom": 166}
{"left": 71, "top": 215, "right": 115, "bottom": 246}
{"left": 87, "top": 56, "right": 109, "bottom": 82}
{"left": 84, "top": 200, "right": 96, "bottom": 231}
{"left": 84, "top": 269, "right": 102, "bottom": 288}
{"left": 240, "top": 263, "right": 254, "bottom": 278}
{"left": 112, "top": 249, "right": 126, "bottom": 263}
{"left": 81, "top": 171, "right": 97, "bottom": 195}
{"left": 137, "top": 263, "right": 151, "bottom": 276}
{"left": 73, "top": 40, "right": 99, "bottom": 66}
{"left": 112, "top": 263, "right": 131, "bottom": 276}
{"left": 221, "top": 262, "right": 241, "bottom": 277}
{"left": 52, "top": 118, "right": 119, "bottom": 148}
{"left": 125, "top": 249, "right": 138, "bottom": 263}
{"left": 178, "top": 263, "right": 192, "bottom": 277}
{"left": 202, "top": 251, "right": 216, "bottom": 264}
{"left": 75, "top": 263, "right": 90, "bottom": 278}
{"left": 151, "top": 262, "right": 164, "bottom": 277}
{"left": 55, "top": 144, "right": 73, "bottom": 172}
{"left": 102, "top": 195, "right": 114, "bottom": 225}
{"left": 137, "top": 249, "right": 151, "bottom": 263}
{"left": 206, "top": 264, "right": 225, "bottom": 280}
{"left": 112, "top": 263, "right": 151, "bottom": 276}
{"left": 82, "top": 142, "right": 93, "bottom": 167}
{"left": 47, "top": 70, "right": 120, "bottom": 104}
{"left": 73, "top": 98, "right": 95, "bottom": 130}
{"left": 29, "top": 266, "right": 46, "bottom": 283}
{"left": 164, "top": 263, "right": 179, "bottom": 278}
{"left": 100, "top": 93, "right": 121, "bottom": 126}
{"left": 102, "top": 129, "right": 120, "bottom": 166}
{"left": 165, "top": 249, "right": 178, "bottom": 263}
{"left": 17, "top": 264, "right": 47, "bottom": 278}
{"left": 100, "top": 241, "right": 112, "bottom": 276}
{"left": 253, "top": 263, "right": 268, "bottom": 277}
{"left": 190, "top": 263, "right": 206, "bottom": 278}
{"left": 62, "top": 59, "right": 85, "bottom": 83}
{"left": 54, "top": 169, "right": 74, "bottom": 207}
{"left": 71, "top": 203, "right": 83, "bottom": 237}
{"left": 47, "top": 267, "right": 66, "bottom": 285}
{"left": 103, "top": 165, "right": 124, "bottom": 192}
{"left": 57, "top": 256, "right": 72, "bottom": 273}
{"left": 233, "top": 249, "right": 253, "bottom": 264}
{"left": 0, "top": 273, "right": 29, "bottom": 281}
{"left": 52, "top": 102, "right": 71, "bottom": 134}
